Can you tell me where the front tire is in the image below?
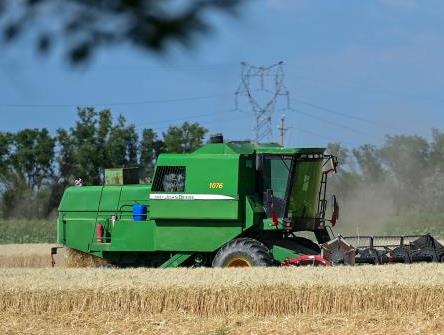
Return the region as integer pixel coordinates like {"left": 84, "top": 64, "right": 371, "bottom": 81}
{"left": 212, "top": 238, "right": 274, "bottom": 267}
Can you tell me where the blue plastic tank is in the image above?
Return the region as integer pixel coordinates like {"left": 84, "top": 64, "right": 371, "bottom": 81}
{"left": 132, "top": 203, "right": 147, "bottom": 221}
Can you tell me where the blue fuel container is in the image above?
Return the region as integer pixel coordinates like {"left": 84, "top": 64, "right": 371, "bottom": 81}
{"left": 132, "top": 203, "right": 147, "bottom": 221}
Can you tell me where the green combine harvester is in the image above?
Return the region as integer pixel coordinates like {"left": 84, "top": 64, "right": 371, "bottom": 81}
{"left": 53, "top": 136, "right": 444, "bottom": 267}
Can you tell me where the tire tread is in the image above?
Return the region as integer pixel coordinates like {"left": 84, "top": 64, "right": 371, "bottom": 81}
{"left": 212, "top": 237, "right": 274, "bottom": 267}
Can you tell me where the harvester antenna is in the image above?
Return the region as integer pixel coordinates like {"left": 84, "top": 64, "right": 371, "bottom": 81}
{"left": 235, "top": 61, "right": 290, "bottom": 143}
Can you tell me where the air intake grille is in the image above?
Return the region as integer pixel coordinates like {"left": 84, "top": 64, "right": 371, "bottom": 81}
{"left": 152, "top": 166, "right": 186, "bottom": 192}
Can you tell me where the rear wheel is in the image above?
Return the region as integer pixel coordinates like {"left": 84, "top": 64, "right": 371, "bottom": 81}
{"left": 212, "top": 238, "right": 274, "bottom": 268}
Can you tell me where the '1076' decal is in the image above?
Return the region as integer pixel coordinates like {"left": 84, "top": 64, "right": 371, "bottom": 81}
{"left": 209, "top": 182, "right": 224, "bottom": 189}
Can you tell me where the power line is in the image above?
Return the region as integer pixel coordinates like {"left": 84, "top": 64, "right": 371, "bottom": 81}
{"left": 289, "top": 107, "right": 372, "bottom": 137}
{"left": 291, "top": 98, "right": 402, "bottom": 132}
{"left": 0, "top": 93, "right": 231, "bottom": 108}
{"left": 151, "top": 112, "right": 252, "bottom": 132}
{"left": 289, "top": 126, "right": 360, "bottom": 148}
{"left": 136, "top": 109, "right": 242, "bottom": 128}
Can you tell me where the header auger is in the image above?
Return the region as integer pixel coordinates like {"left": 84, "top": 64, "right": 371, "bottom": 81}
{"left": 53, "top": 136, "right": 443, "bottom": 267}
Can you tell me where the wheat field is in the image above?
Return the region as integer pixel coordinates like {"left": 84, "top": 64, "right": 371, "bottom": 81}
{"left": 1, "top": 244, "right": 444, "bottom": 334}
{"left": 1, "top": 266, "right": 444, "bottom": 315}
{"left": 0, "top": 243, "right": 55, "bottom": 267}
{"left": 1, "top": 310, "right": 443, "bottom": 335}
{"left": 0, "top": 244, "right": 109, "bottom": 268}
{"left": 0, "top": 265, "right": 443, "bottom": 334}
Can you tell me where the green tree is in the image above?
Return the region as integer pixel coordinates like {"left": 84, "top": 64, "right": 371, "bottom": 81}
{"left": 139, "top": 128, "right": 164, "bottom": 179}
{"left": 57, "top": 107, "right": 140, "bottom": 185}
{"left": 380, "top": 135, "right": 430, "bottom": 188}
{"left": 326, "top": 142, "right": 362, "bottom": 201}
{"left": 0, "top": 109, "right": 212, "bottom": 219}
{"left": 352, "top": 144, "right": 385, "bottom": 185}
{"left": 69, "top": 107, "right": 102, "bottom": 184}
{"left": 0, "top": 132, "right": 12, "bottom": 183}
{"left": 163, "top": 122, "right": 208, "bottom": 153}
{"left": 327, "top": 142, "right": 349, "bottom": 172}
{"left": 56, "top": 128, "right": 76, "bottom": 185}
{"left": 96, "top": 109, "right": 113, "bottom": 170}
{"left": 106, "top": 115, "right": 138, "bottom": 168}
{"left": 430, "top": 128, "right": 444, "bottom": 172}
{"left": 378, "top": 135, "right": 430, "bottom": 212}
{"left": 9, "top": 129, "right": 55, "bottom": 190}
{"left": 0, "top": 129, "right": 55, "bottom": 219}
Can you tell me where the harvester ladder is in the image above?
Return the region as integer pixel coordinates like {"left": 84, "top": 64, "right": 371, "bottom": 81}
{"left": 317, "top": 171, "right": 328, "bottom": 219}
{"left": 160, "top": 253, "right": 192, "bottom": 268}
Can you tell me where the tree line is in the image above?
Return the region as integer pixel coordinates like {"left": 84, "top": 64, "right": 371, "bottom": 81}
{"left": 1, "top": 106, "right": 443, "bottom": 223}
{"left": 0, "top": 108, "right": 207, "bottom": 219}
{"left": 327, "top": 130, "right": 444, "bottom": 231}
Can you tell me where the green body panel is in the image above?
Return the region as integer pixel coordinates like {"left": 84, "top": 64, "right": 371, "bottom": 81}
{"left": 99, "top": 186, "right": 122, "bottom": 211}
{"left": 244, "top": 196, "right": 263, "bottom": 230}
{"left": 59, "top": 186, "right": 102, "bottom": 212}
{"left": 56, "top": 217, "right": 63, "bottom": 243}
{"left": 154, "top": 220, "right": 241, "bottom": 251}
{"left": 60, "top": 212, "right": 97, "bottom": 251}
{"left": 151, "top": 200, "right": 238, "bottom": 220}
{"left": 58, "top": 186, "right": 102, "bottom": 250}
{"left": 57, "top": 142, "right": 329, "bottom": 266}
{"left": 149, "top": 154, "right": 240, "bottom": 220}
{"left": 109, "top": 221, "right": 154, "bottom": 251}
{"left": 118, "top": 184, "right": 151, "bottom": 211}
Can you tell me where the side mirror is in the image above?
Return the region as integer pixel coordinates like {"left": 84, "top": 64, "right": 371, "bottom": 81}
{"left": 323, "top": 156, "right": 338, "bottom": 174}
{"left": 266, "top": 189, "right": 273, "bottom": 203}
{"left": 332, "top": 156, "right": 338, "bottom": 173}
{"left": 330, "top": 195, "right": 339, "bottom": 226}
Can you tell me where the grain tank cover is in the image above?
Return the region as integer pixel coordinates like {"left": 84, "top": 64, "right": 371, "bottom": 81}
{"left": 209, "top": 133, "right": 224, "bottom": 143}
{"left": 104, "top": 167, "right": 140, "bottom": 185}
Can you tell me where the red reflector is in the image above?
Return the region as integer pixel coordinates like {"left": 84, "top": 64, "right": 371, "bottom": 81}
{"left": 272, "top": 210, "right": 279, "bottom": 227}
{"left": 96, "top": 223, "right": 104, "bottom": 243}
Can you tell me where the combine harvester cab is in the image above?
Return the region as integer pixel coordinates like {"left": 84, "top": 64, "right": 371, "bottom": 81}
{"left": 54, "top": 135, "right": 443, "bottom": 267}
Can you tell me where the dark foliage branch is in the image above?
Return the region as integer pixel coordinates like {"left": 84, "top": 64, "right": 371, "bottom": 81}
{"left": 1, "top": 0, "right": 241, "bottom": 64}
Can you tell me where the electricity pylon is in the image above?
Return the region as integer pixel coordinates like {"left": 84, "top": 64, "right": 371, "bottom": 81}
{"left": 235, "top": 61, "right": 290, "bottom": 142}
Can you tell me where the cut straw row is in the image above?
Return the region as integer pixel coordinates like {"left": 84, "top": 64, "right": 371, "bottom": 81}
{"left": 1, "top": 285, "right": 443, "bottom": 316}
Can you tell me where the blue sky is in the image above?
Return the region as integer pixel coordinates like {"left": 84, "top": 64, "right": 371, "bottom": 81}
{"left": 0, "top": 0, "right": 443, "bottom": 148}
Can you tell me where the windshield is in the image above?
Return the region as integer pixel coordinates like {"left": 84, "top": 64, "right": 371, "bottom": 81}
{"left": 288, "top": 159, "right": 323, "bottom": 218}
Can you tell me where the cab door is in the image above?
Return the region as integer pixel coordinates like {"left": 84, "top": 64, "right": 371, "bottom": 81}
{"left": 258, "top": 155, "right": 293, "bottom": 218}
